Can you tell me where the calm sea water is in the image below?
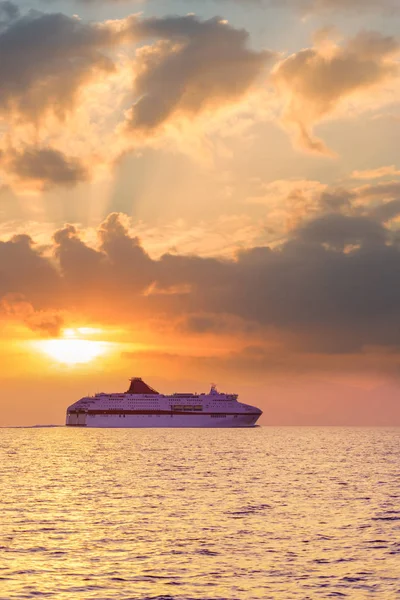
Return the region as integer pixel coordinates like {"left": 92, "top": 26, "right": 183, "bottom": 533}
{"left": 0, "top": 427, "right": 399, "bottom": 599}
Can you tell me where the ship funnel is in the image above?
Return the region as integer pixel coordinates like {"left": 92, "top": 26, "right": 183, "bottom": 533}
{"left": 125, "top": 377, "right": 159, "bottom": 395}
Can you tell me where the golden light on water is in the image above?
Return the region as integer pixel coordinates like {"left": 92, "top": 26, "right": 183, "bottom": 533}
{"left": 32, "top": 328, "right": 111, "bottom": 365}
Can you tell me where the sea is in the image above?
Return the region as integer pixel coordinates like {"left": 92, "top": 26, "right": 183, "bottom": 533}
{"left": 0, "top": 427, "right": 399, "bottom": 600}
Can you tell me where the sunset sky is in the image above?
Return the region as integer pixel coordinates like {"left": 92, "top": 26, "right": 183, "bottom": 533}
{"left": 1, "top": 0, "right": 400, "bottom": 425}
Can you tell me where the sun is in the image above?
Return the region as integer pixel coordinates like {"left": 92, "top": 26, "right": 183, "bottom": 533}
{"left": 32, "top": 328, "right": 111, "bottom": 365}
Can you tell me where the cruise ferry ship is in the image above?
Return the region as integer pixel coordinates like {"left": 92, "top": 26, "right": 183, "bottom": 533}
{"left": 66, "top": 378, "right": 262, "bottom": 428}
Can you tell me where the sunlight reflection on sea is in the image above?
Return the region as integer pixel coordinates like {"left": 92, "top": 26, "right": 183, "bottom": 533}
{"left": 0, "top": 427, "right": 399, "bottom": 599}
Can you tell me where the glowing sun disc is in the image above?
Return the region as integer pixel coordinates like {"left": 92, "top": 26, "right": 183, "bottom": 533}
{"left": 34, "top": 339, "right": 109, "bottom": 365}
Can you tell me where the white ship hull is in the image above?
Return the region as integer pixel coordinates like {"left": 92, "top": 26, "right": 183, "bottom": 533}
{"left": 67, "top": 412, "right": 260, "bottom": 428}
{"left": 66, "top": 378, "right": 262, "bottom": 429}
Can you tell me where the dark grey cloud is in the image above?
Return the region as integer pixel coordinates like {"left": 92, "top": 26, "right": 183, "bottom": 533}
{"left": 179, "top": 313, "right": 257, "bottom": 335}
{"left": 370, "top": 199, "right": 400, "bottom": 223}
{"left": 320, "top": 188, "right": 355, "bottom": 211}
{"left": 98, "top": 213, "right": 155, "bottom": 291}
{"left": 0, "top": 7, "right": 276, "bottom": 149}
{"left": 3, "top": 210, "right": 400, "bottom": 355}
{"left": 0, "top": 234, "right": 60, "bottom": 306}
{"left": 53, "top": 214, "right": 154, "bottom": 297}
{"left": 0, "top": 1, "right": 19, "bottom": 28}
{"left": 295, "top": 214, "right": 387, "bottom": 250}
{"left": 124, "top": 15, "right": 274, "bottom": 131}
{"left": 53, "top": 224, "right": 107, "bottom": 295}
{"left": 2, "top": 147, "right": 88, "bottom": 188}
{"left": 358, "top": 181, "right": 400, "bottom": 199}
{"left": 0, "top": 7, "right": 116, "bottom": 121}
{"left": 316, "top": 182, "right": 400, "bottom": 218}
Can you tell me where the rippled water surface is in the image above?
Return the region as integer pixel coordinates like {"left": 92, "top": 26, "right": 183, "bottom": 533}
{"left": 1, "top": 427, "right": 399, "bottom": 599}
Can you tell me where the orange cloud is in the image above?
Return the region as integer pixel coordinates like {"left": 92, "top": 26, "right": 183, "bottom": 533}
{"left": 0, "top": 208, "right": 400, "bottom": 359}
{"left": 351, "top": 165, "right": 400, "bottom": 180}
{"left": 1, "top": 293, "right": 63, "bottom": 336}
{"left": 1, "top": 8, "right": 397, "bottom": 188}
{"left": 0, "top": 9, "right": 277, "bottom": 188}
{"left": 273, "top": 30, "right": 400, "bottom": 154}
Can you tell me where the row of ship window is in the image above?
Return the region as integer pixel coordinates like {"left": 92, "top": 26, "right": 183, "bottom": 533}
{"left": 90, "top": 413, "right": 229, "bottom": 418}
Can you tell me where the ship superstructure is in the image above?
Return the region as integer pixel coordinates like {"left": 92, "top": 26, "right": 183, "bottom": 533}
{"left": 66, "top": 378, "right": 262, "bottom": 428}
